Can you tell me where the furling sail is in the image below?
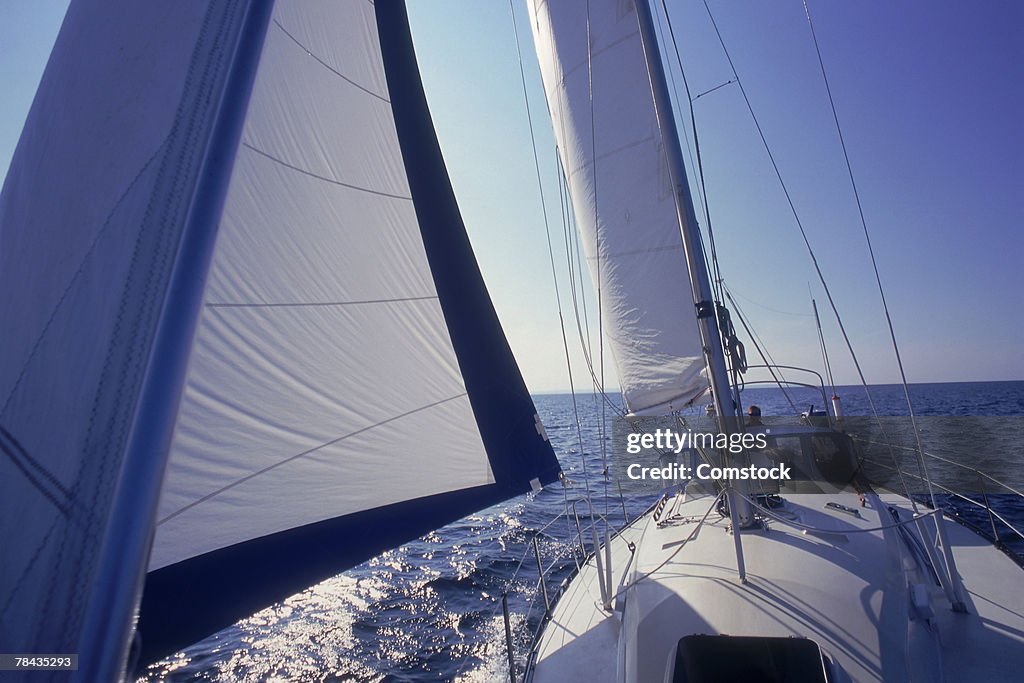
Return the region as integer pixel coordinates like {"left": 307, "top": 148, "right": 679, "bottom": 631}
{"left": 0, "top": 0, "right": 561, "bottom": 675}
{"left": 528, "top": 0, "right": 710, "bottom": 416}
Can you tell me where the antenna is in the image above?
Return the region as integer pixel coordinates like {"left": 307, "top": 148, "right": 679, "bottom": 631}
{"left": 811, "top": 297, "right": 841, "bottom": 420}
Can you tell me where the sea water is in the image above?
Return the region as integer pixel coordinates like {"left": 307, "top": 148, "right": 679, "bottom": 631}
{"left": 140, "top": 381, "right": 1024, "bottom": 682}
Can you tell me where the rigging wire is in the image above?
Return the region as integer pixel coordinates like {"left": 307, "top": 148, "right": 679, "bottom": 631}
{"left": 507, "top": 3, "right": 650, "bottom": 621}
{"left": 509, "top": 2, "right": 635, "bottom": 595}
{"left": 698, "top": 0, "right": 919, "bottom": 510}
{"left": 726, "top": 288, "right": 815, "bottom": 318}
{"left": 556, "top": 158, "right": 598, "bottom": 394}
{"left": 800, "top": 0, "right": 936, "bottom": 506}
{"left": 505, "top": 0, "right": 598, "bottom": 575}
{"left": 694, "top": 79, "right": 736, "bottom": 100}
{"left": 656, "top": 0, "right": 770, "bottom": 418}
{"left": 547, "top": 4, "right": 743, "bottom": 428}
{"left": 540, "top": 19, "right": 626, "bottom": 424}
{"left": 557, "top": 160, "right": 628, "bottom": 416}
{"left": 812, "top": 296, "right": 838, "bottom": 400}
{"left": 564, "top": 161, "right": 596, "bottom": 370}
{"left": 654, "top": 3, "right": 752, "bottom": 418}
{"left": 584, "top": 0, "right": 614, "bottom": 525}
{"left": 505, "top": 0, "right": 597, "bottom": 515}
{"left": 518, "top": 0, "right": 606, "bottom": 413}
{"left": 656, "top": 0, "right": 724, "bottom": 303}
{"left": 652, "top": 2, "right": 712, "bottom": 255}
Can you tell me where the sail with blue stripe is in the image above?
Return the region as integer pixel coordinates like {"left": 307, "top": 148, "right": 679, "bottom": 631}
{"left": 0, "top": 0, "right": 561, "bottom": 677}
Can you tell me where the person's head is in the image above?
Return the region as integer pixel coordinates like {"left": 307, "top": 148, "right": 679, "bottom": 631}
{"left": 748, "top": 405, "right": 761, "bottom": 418}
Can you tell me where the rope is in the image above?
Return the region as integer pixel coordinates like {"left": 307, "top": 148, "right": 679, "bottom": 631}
{"left": 722, "top": 284, "right": 800, "bottom": 414}
{"left": 717, "top": 304, "right": 748, "bottom": 376}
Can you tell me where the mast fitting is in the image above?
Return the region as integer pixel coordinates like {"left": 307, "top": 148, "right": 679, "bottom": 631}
{"left": 695, "top": 301, "right": 715, "bottom": 318}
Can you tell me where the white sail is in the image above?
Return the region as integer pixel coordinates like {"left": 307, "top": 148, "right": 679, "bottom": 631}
{"left": 151, "top": 0, "right": 491, "bottom": 572}
{"left": 0, "top": 0, "right": 560, "bottom": 673}
{"left": 528, "top": 0, "right": 708, "bottom": 415}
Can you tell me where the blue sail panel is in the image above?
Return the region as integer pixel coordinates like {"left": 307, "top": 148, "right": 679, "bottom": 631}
{"left": 0, "top": 0, "right": 273, "bottom": 676}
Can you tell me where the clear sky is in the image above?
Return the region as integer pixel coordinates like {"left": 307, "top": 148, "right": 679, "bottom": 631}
{"left": 2, "top": 1, "right": 1022, "bottom": 395}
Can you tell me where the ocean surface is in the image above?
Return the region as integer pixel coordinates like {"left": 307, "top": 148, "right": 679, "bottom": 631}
{"left": 141, "top": 381, "right": 1024, "bottom": 682}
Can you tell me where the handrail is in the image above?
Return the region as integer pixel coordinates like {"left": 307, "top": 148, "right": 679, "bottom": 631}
{"left": 492, "top": 493, "right": 631, "bottom": 677}
{"left": 493, "top": 491, "right": 659, "bottom": 682}
{"left": 859, "top": 457, "right": 1024, "bottom": 546}
{"left": 852, "top": 436, "right": 1024, "bottom": 548}
{"left": 856, "top": 438, "right": 1024, "bottom": 498}
{"left": 512, "top": 490, "right": 730, "bottom": 682}
{"left": 741, "top": 364, "right": 834, "bottom": 427}
{"left": 744, "top": 364, "right": 829, "bottom": 389}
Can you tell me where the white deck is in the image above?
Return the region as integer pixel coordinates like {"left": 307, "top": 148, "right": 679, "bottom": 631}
{"left": 529, "top": 490, "right": 1024, "bottom": 682}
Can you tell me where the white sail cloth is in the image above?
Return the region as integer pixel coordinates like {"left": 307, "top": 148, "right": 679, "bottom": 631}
{"left": 528, "top": 0, "right": 708, "bottom": 415}
{"left": 0, "top": 0, "right": 560, "bottom": 667}
{"left": 150, "top": 0, "right": 493, "bottom": 572}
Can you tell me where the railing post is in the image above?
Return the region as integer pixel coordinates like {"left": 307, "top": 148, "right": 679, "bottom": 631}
{"left": 533, "top": 536, "right": 550, "bottom": 614}
{"left": 502, "top": 593, "right": 516, "bottom": 683}
{"left": 571, "top": 500, "right": 586, "bottom": 558}
{"left": 728, "top": 489, "right": 748, "bottom": 583}
{"left": 592, "top": 522, "right": 610, "bottom": 608}
{"left": 604, "top": 525, "right": 614, "bottom": 609}
{"left": 617, "top": 479, "right": 629, "bottom": 523}
{"left": 978, "top": 471, "right": 1000, "bottom": 544}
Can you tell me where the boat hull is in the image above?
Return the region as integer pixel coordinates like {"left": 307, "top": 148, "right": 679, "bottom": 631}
{"left": 528, "top": 489, "right": 1024, "bottom": 682}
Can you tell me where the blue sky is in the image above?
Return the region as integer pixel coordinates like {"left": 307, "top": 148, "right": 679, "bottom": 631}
{"left": 2, "top": 1, "right": 1021, "bottom": 393}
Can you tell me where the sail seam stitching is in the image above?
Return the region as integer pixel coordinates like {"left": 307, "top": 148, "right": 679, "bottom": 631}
{"left": 272, "top": 19, "right": 390, "bottom": 103}
{"left": 584, "top": 244, "right": 683, "bottom": 260}
{"left": 559, "top": 29, "right": 637, "bottom": 81}
{"left": 205, "top": 295, "right": 439, "bottom": 308}
{"left": 156, "top": 392, "right": 470, "bottom": 526}
{"left": 242, "top": 142, "right": 412, "bottom": 199}
{"left": 563, "top": 133, "right": 657, "bottom": 179}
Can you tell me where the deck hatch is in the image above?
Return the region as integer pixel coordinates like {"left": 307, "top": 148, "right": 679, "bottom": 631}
{"left": 671, "top": 634, "right": 829, "bottom": 682}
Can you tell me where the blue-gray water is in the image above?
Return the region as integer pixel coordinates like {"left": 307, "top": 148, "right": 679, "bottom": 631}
{"left": 141, "top": 381, "right": 1024, "bottom": 682}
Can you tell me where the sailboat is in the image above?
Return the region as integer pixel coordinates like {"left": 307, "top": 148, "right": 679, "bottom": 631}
{"left": 0, "top": 1, "right": 1019, "bottom": 682}
{"left": 520, "top": 1, "right": 1024, "bottom": 682}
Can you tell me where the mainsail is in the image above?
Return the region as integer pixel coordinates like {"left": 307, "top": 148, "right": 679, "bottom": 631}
{"left": 528, "top": 0, "right": 709, "bottom": 415}
{"left": 0, "top": 0, "right": 560, "bottom": 675}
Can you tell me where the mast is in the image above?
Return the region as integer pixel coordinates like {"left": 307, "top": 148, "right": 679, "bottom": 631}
{"left": 632, "top": 1, "right": 754, "bottom": 535}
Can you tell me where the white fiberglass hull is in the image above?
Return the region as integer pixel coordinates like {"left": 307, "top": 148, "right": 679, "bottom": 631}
{"left": 528, "top": 489, "right": 1024, "bottom": 682}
